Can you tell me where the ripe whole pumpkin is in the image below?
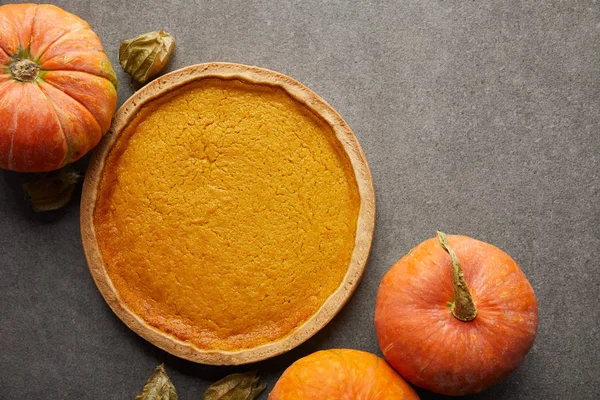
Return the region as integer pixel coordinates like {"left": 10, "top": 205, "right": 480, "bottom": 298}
{"left": 0, "top": 3, "right": 117, "bottom": 172}
{"left": 269, "top": 349, "right": 419, "bottom": 400}
{"left": 375, "top": 232, "right": 538, "bottom": 396}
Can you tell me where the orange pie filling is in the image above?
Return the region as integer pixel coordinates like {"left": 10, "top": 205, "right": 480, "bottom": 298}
{"left": 94, "top": 78, "right": 360, "bottom": 351}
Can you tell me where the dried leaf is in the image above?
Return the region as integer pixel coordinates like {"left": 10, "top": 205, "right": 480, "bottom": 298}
{"left": 202, "top": 372, "right": 266, "bottom": 400}
{"left": 135, "top": 364, "right": 178, "bottom": 400}
{"left": 22, "top": 164, "right": 81, "bottom": 212}
{"left": 120, "top": 30, "right": 175, "bottom": 84}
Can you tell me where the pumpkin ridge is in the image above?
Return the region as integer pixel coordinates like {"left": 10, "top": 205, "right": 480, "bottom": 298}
{"left": 6, "top": 87, "right": 20, "bottom": 170}
{"left": 40, "top": 54, "right": 117, "bottom": 87}
{"left": 0, "top": 42, "right": 11, "bottom": 60}
{"left": 34, "top": 82, "right": 69, "bottom": 165}
{"left": 0, "top": 46, "right": 10, "bottom": 66}
{"left": 36, "top": 27, "right": 91, "bottom": 62}
{"left": 0, "top": 14, "right": 16, "bottom": 57}
{"left": 26, "top": 4, "right": 39, "bottom": 57}
{"left": 29, "top": 5, "right": 90, "bottom": 59}
{"left": 42, "top": 76, "right": 105, "bottom": 134}
{"left": 0, "top": 5, "right": 37, "bottom": 61}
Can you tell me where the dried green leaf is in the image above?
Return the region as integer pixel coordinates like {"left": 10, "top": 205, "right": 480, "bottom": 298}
{"left": 202, "top": 372, "right": 266, "bottom": 400}
{"left": 134, "top": 364, "right": 178, "bottom": 400}
{"left": 120, "top": 30, "right": 175, "bottom": 84}
{"left": 22, "top": 164, "right": 81, "bottom": 212}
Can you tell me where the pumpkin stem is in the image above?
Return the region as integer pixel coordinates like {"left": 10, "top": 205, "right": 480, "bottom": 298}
{"left": 436, "top": 231, "right": 477, "bottom": 322}
{"left": 9, "top": 58, "right": 41, "bottom": 82}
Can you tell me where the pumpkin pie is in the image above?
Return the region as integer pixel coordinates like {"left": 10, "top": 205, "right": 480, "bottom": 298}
{"left": 81, "top": 63, "right": 375, "bottom": 365}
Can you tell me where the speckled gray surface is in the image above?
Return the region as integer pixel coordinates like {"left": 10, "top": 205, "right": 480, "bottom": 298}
{"left": 1, "top": 0, "right": 599, "bottom": 399}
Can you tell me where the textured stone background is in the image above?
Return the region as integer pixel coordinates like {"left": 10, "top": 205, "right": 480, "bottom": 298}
{"left": 1, "top": 0, "right": 599, "bottom": 399}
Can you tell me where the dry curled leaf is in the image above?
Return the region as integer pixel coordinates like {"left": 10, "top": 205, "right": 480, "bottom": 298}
{"left": 202, "top": 371, "right": 266, "bottom": 400}
{"left": 119, "top": 30, "right": 175, "bottom": 84}
{"left": 135, "top": 364, "right": 178, "bottom": 400}
{"left": 22, "top": 164, "right": 81, "bottom": 212}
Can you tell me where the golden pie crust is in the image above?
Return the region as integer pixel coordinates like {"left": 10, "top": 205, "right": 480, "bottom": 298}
{"left": 81, "top": 63, "right": 375, "bottom": 365}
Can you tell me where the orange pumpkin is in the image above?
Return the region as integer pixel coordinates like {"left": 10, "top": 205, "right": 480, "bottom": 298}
{"left": 375, "top": 232, "right": 538, "bottom": 396}
{"left": 0, "top": 4, "right": 117, "bottom": 172}
{"left": 269, "top": 349, "right": 419, "bottom": 400}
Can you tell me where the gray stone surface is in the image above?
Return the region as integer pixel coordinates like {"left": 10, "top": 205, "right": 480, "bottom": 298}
{"left": 1, "top": 0, "right": 599, "bottom": 398}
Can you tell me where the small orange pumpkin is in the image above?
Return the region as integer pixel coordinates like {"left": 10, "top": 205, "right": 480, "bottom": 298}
{"left": 375, "top": 232, "right": 538, "bottom": 396}
{"left": 269, "top": 349, "right": 419, "bottom": 399}
{"left": 0, "top": 4, "right": 117, "bottom": 172}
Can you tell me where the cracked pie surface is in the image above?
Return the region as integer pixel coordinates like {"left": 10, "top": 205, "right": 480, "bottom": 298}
{"left": 81, "top": 63, "right": 375, "bottom": 365}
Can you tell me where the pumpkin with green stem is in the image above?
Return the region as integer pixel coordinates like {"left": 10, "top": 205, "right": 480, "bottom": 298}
{"left": 375, "top": 232, "right": 538, "bottom": 396}
{"left": 0, "top": 3, "right": 117, "bottom": 172}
